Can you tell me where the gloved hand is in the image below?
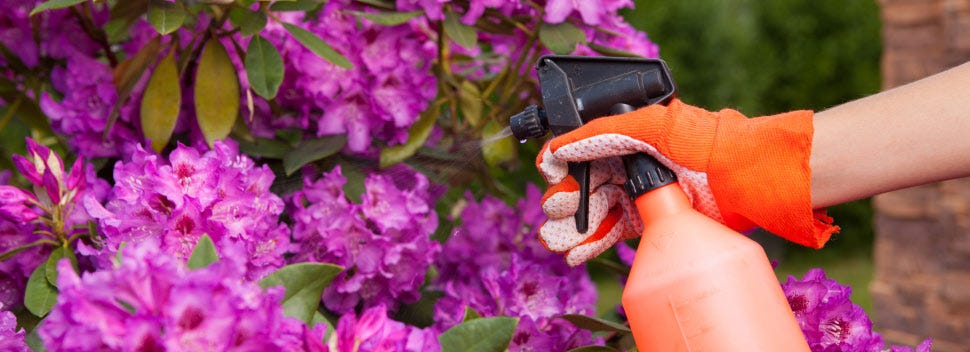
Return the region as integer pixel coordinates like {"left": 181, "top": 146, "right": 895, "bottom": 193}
{"left": 537, "top": 98, "right": 839, "bottom": 266}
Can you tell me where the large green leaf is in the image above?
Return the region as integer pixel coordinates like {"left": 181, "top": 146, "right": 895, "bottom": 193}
{"left": 481, "top": 120, "right": 515, "bottom": 167}
{"left": 282, "top": 23, "right": 353, "bottom": 69}
{"left": 270, "top": 0, "right": 324, "bottom": 12}
{"left": 194, "top": 39, "right": 241, "bottom": 147}
{"left": 106, "top": 0, "right": 148, "bottom": 43}
{"left": 557, "top": 314, "right": 631, "bottom": 333}
{"left": 30, "top": 0, "right": 86, "bottom": 15}
{"left": 444, "top": 9, "right": 477, "bottom": 49}
{"left": 25, "top": 262, "right": 58, "bottom": 317}
{"left": 44, "top": 246, "right": 78, "bottom": 288}
{"left": 539, "top": 21, "right": 587, "bottom": 55}
{"left": 140, "top": 50, "right": 181, "bottom": 152}
{"left": 349, "top": 10, "right": 424, "bottom": 26}
{"left": 379, "top": 107, "right": 437, "bottom": 168}
{"left": 187, "top": 234, "right": 218, "bottom": 269}
{"left": 439, "top": 316, "right": 518, "bottom": 352}
{"left": 245, "top": 35, "right": 285, "bottom": 99}
{"left": 282, "top": 135, "right": 347, "bottom": 176}
{"left": 108, "top": 36, "right": 162, "bottom": 138}
{"left": 237, "top": 137, "right": 292, "bottom": 159}
{"left": 259, "top": 263, "right": 343, "bottom": 325}
{"left": 229, "top": 8, "right": 268, "bottom": 37}
{"left": 148, "top": 0, "right": 185, "bottom": 35}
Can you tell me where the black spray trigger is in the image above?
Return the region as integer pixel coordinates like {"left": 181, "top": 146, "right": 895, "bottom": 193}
{"left": 568, "top": 161, "right": 591, "bottom": 233}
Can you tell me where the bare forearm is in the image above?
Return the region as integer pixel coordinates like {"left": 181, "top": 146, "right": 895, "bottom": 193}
{"left": 811, "top": 61, "right": 970, "bottom": 208}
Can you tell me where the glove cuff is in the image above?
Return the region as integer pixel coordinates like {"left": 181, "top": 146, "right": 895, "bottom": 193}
{"left": 708, "top": 110, "right": 839, "bottom": 248}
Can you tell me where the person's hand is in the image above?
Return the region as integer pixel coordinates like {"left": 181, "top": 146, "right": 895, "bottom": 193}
{"left": 537, "top": 98, "right": 839, "bottom": 266}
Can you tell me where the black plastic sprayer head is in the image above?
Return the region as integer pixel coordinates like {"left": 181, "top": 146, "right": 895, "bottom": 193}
{"left": 509, "top": 55, "right": 678, "bottom": 233}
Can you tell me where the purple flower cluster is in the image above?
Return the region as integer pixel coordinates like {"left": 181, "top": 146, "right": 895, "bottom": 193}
{"left": 433, "top": 185, "right": 601, "bottom": 351}
{"left": 328, "top": 304, "right": 440, "bottom": 351}
{"left": 0, "top": 304, "right": 28, "bottom": 352}
{"left": 783, "top": 269, "right": 932, "bottom": 352}
{"left": 87, "top": 141, "right": 289, "bottom": 280}
{"left": 0, "top": 1, "right": 144, "bottom": 159}
{"left": 39, "top": 244, "right": 321, "bottom": 351}
{"left": 0, "top": 0, "right": 103, "bottom": 69}
{"left": 251, "top": 5, "right": 437, "bottom": 152}
{"left": 0, "top": 139, "right": 107, "bottom": 310}
{"left": 39, "top": 55, "right": 140, "bottom": 159}
{"left": 544, "top": 0, "right": 633, "bottom": 25}
{"left": 289, "top": 166, "right": 440, "bottom": 313}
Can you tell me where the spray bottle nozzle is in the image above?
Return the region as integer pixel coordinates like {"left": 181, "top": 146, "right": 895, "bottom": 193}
{"left": 510, "top": 105, "right": 548, "bottom": 141}
{"left": 510, "top": 55, "right": 677, "bottom": 233}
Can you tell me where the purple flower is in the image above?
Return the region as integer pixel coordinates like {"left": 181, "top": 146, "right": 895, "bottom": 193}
{"left": 890, "top": 339, "right": 933, "bottom": 352}
{"left": 433, "top": 185, "right": 601, "bottom": 351}
{"left": 289, "top": 165, "right": 440, "bottom": 313}
{"left": 1, "top": 139, "right": 107, "bottom": 310}
{"left": 544, "top": 0, "right": 633, "bottom": 25}
{"left": 249, "top": 7, "right": 437, "bottom": 153}
{"left": 0, "top": 304, "right": 28, "bottom": 352}
{"left": 782, "top": 269, "right": 933, "bottom": 352}
{"left": 815, "top": 304, "right": 882, "bottom": 351}
{"left": 40, "top": 53, "right": 140, "bottom": 159}
{"left": 328, "top": 304, "right": 439, "bottom": 352}
{"left": 88, "top": 141, "right": 289, "bottom": 280}
{"left": 39, "top": 244, "right": 315, "bottom": 351}
{"left": 0, "top": 185, "right": 37, "bottom": 223}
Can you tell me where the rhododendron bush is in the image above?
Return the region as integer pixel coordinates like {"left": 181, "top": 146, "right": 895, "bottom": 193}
{"left": 0, "top": 0, "right": 931, "bottom": 351}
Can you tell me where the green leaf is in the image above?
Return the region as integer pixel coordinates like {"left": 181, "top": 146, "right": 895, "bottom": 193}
{"left": 44, "top": 246, "right": 78, "bottom": 288}
{"left": 379, "top": 107, "right": 437, "bottom": 168}
{"left": 282, "top": 23, "right": 353, "bottom": 69}
{"left": 237, "top": 137, "right": 292, "bottom": 159}
{"left": 30, "top": 0, "right": 86, "bottom": 16}
{"left": 26, "top": 327, "right": 46, "bottom": 352}
{"left": 336, "top": 160, "right": 366, "bottom": 203}
{"left": 106, "top": 0, "right": 149, "bottom": 43}
{"left": 539, "top": 21, "right": 587, "bottom": 55}
{"left": 439, "top": 316, "right": 518, "bottom": 352}
{"left": 0, "top": 239, "right": 49, "bottom": 261}
{"left": 108, "top": 36, "right": 162, "bottom": 138}
{"left": 25, "top": 263, "right": 58, "bottom": 317}
{"left": 245, "top": 35, "right": 285, "bottom": 99}
{"left": 259, "top": 263, "right": 343, "bottom": 324}
{"left": 568, "top": 346, "right": 622, "bottom": 352}
{"left": 270, "top": 0, "right": 324, "bottom": 12}
{"left": 354, "top": 0, "right": 394, "bottom": 7}
{"left": 481, "top": 120, "right": 515, "bottom": 167}
{"left": 113, "top": 241, "right": 129, "bottom": 267}
{"left": 187, "top": 234, "right": 219, "bottom": 269}
{"left": 556, "top": 314, "right": 631, "bottom": 333}
{"left": 458, "top": 80, "right": 483, "bottom": 127}
{"left": 140, "top": 50, "right": 181, "bottom": 152}
{"left": 194, "top": 39, "right": 241, "bottom": 147}
{"left": 348, "top": 10, "right": 423, "bottom": 26}
{"left": 0, "top": 77, "right": 54, "bottom": 136}
{"left": 444, "top": 10, "right": 477, "bottom": 49}
{"left": 462, "top": 306, "right": 481, "bottom": 322}
{"left": 229, "top": 8, "right": 268, "bottom": 36}
{"left": 392, "top": 290, "right": 443, "bottom": 328}
{"left": 586, "top": 42, "right": 642, "bottom": 58}
{"left": 148, "top": 0, "right": 185, "bottom": 35}
{"left": 282, "top": 135, "right": 347, "bottom": 176}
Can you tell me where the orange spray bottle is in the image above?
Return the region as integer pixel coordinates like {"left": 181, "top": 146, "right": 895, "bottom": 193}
{"left": 510, "top": 56, "right": 810, "bottom": 351}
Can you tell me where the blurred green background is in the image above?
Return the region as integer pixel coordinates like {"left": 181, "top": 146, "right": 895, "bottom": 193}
{"left": 595, "top": 0, "right": 882, "bottom": 316}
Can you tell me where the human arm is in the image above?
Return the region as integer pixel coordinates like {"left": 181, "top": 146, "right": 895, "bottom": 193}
{"left": 812, "top": 61, "right": 970, "bottom": 207}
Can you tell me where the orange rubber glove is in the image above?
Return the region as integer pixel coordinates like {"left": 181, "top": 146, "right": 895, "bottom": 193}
{"left": 537, "top": 98, "right": 839, "bottom": 266}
